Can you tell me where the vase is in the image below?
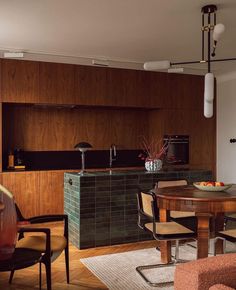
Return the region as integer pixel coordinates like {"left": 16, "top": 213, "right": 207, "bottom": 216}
{"left": 145, "top": 159, "right": 162, "bottom": 172}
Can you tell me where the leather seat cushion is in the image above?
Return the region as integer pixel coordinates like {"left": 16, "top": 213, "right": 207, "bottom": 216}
{"left": 145, "top": 221, "right": 193, "bottom": 235}
{"left": 16, "top": 235, "right": 67, "bottom": 252}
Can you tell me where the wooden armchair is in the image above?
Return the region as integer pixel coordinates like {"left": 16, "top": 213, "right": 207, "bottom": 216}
{"left": 13, "top": 204, "right": 69, "bottom": 290}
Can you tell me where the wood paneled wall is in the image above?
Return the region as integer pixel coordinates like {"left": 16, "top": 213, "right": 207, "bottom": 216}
{"left": 148, "top": 108, "right": 216, "bottom": 173}
{"left": 3, "top": 105, "right": 148, "bottom": 151}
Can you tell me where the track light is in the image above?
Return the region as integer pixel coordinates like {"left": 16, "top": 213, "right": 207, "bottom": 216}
{"left": 143, "top": 60, "right": 170, "bottom": 71}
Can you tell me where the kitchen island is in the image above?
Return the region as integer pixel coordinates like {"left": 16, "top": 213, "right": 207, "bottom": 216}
{"left": 64, "top": 169, "right": 212, "bottom": 249}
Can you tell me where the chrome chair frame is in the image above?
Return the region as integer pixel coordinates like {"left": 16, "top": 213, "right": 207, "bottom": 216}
{"left": 136, "top": 190, "right": 196, "bottom": 287}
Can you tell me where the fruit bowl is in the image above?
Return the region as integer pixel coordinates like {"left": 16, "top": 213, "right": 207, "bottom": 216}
{"left": 193, "top": 182, "right": 232, "bottom": 192}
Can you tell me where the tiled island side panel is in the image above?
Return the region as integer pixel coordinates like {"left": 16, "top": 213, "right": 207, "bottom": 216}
{"left": 64, "top": 170, "right": 212, "bottom": 249}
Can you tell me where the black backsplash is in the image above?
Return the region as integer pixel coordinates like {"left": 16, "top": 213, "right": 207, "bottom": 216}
{"left": 3, "top": 150, "right": 145, "bottom": 171}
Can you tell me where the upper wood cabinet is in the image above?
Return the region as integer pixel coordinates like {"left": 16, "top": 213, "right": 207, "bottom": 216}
{"left": 0, "top": 58, "right": 203, "bottom": 109}
{"left": 39, "top": 62, "right": 75, "bottom": 104}
{"left": 1, "top": 59, "right": 39, "bottom": 103}
{"left": 106, "top": 68, "right": 154, "bottom": 108}
{"left": 75, "top": 65, "right": 108, "bottom": 105}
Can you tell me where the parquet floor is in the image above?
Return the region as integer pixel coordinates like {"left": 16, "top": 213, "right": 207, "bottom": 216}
{"left": 0, "top": 223, "right": 157, "bottom": 290}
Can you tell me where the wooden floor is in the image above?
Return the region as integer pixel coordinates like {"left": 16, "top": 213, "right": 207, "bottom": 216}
{"left": 0, "top": 223, "right": 157, "bottom": 290}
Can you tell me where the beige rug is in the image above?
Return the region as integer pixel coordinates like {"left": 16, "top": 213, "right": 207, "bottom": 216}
{"left": 80, "top": 245, "right": 197, "bottom": 290}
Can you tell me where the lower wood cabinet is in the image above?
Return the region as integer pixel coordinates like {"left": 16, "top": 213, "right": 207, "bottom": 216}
{"left": 39, "top": 171, "right": 64, "bottom": 215}
{"left": 0, "top": 170, "right": 65, "bottom": 218}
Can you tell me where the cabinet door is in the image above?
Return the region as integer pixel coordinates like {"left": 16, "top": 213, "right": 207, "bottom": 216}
{"left": 39, "top": 62, "right": 75, "bottom": 104}
{"left": 107, "top": 69, "right": 152, "bottom": 108}
{"left": 75, "top": 65, "right": 108, "bottom": 105}
{"left": 1, "top": 59, "right": 39, "bottom": 103}
{"left": 1, "top": 172, "right": 39, "bottom": 218}
{"left": 39, "top": 171, "right": 64, "bottom": 215}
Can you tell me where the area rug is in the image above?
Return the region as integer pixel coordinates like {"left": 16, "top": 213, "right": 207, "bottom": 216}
{"left": 80, "top": 245, "right": 197, "bottom": 290}
{"left": 81, "top": 242, "right": 236, "bottom": 290}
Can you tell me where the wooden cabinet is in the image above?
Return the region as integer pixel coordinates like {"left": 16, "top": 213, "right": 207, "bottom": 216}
{"left": 0, "top": 170, "right": 65, "bottom": 217}
{"left": 39, "top": 62, "right": 75, "bottom": 104}
{"left": 0, "top": 59, "right": 164, "bottom": 108}
{"left": 1, "top": 59, "right": 39, "bottom": 103}
{"left": 1, "top": 171, "right": 39, "bottom": 218}
{"left": 75, "top": 65, "right": 108, "bottom": 105}
{"left": 39, "top": 171, "right": 64, "bottom": 215}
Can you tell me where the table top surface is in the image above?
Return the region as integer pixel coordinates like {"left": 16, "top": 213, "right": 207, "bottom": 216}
{"left": 155, "top": 185, "right": 236, "bottom": 202}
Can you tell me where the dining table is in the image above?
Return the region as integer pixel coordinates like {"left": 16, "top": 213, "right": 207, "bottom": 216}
{"left": 154, "top": 184, "right": 236, "bottom": 263}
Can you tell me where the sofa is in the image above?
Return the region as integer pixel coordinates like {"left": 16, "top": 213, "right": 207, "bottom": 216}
{"left": 174, "top": 253, "right": 236, "bottom": 290}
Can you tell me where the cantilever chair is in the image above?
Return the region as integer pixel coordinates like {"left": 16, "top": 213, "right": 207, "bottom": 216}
{"left": 157, "top": 180, "right": 195, "bottom": 219}
{"left": 136, "top": 190, "right": 196, "bottom": 287}
{"left": 213, "top": 215, "right": 236, "bottom": 255}
{"left": 12, "top": 203, "right": 69, "bottom": 290}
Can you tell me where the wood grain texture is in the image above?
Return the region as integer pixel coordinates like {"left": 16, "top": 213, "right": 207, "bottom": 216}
{"left": 196, "top": 214, "right": 211, "bottom": 259}
{"left": 39, "top": 171, "right": 64, "bottom": 215}
{"left": 3, "top": 105, "right": 147, "bottom": 151}
{"left": 75, "top": 65, "right": 108, "bottom": 105}
{"left": 148, "top": 107, "right": 216, "bottom": 175}
{"left": 39, "top": 62, "right": 75, "bottom": 104}
{"left": 1, "top": 171, "right": 39, "bottom": 218}
{"left": 159, "top": 208, "right": 172, "bottom": 263}
{"left": 1, "top": 59, "right": 39, "bottom": 103}
{"left": 0, "top": 170, "right": 65, "bottom": 217}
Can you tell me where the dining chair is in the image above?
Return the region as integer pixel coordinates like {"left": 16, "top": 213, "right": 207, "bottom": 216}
{"left": 213, "top": 214, "right": 236, "bottom": 255}
{"left": 157, "top": 179, "right": 195, "bottom": 219}
{"left": 0, "top": 186, "right": 69, "bottom": 290}
{"left": 136, "top": 190, "right": 196, "bottom": 287}
{"left": 12, "top": 203, "right": 69, "bottom": 290}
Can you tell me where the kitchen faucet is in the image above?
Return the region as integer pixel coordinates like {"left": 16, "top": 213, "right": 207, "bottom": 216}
{"left": 109, "top": 144, "right": 117, "bottom": 171}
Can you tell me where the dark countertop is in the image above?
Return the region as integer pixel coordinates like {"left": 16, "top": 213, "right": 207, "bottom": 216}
{"left": 66, "top": 168, "right": 212, "bottom": 177}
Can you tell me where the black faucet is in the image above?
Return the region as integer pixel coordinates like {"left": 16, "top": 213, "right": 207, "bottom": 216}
{"left": 109, "top": 144, "right": 117, "bottom": 170}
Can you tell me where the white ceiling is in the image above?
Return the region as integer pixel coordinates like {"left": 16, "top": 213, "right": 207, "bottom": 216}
{"left": 0, "top": 0, "right": 235, "bottom": 75}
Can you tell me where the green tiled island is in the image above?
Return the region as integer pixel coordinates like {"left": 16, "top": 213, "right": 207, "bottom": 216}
{"left": 64, "top": 169, "right": 212, "bottom": 249}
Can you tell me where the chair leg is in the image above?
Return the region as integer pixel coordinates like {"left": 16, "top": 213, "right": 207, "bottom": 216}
{"left": 136, "top": 262, "right": 175, "bottom": 287}
{"left": 213, "top": 237, "right": 226, "bottom": 256}
{"left": 65, "top": 245, "right": 70, "bottom": 284}
{"left": 9, "top": 270, "right": 15, "bottom": 284}
{"left": 39, "top": 262, "right": 42, "bottom": 290}
{"left": 44, "top": 259, "right": 52, "bottom": 290}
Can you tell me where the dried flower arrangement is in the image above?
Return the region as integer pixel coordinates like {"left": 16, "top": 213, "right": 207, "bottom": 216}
{"left": 138, "top": 136, "right": 169, "bottom": 161}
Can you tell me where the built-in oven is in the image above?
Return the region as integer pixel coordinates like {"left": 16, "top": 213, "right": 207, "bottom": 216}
{"left": 163, "top": 135, "right": 189, "bottom": 165}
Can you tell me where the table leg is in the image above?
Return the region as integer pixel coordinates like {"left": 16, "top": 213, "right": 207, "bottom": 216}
{"left": 159, "top": 208, "right": 171, "bottom": 263}
{"left": 196, "top": 213, "right": 211, "bottom": 259}
{"left": 214, "top": 213, "right": 225, "bottom": 254}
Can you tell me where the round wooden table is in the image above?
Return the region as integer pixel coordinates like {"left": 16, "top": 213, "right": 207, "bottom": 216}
{"left": 155, "top": 185, "right": 236, "bottom": 263}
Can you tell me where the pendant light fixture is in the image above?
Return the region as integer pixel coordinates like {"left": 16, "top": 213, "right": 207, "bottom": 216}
{"left": 144, "top": 4, "right": 236, "bottom": 118}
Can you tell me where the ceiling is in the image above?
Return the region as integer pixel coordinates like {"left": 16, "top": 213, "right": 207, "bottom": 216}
{"left": 0, "top": 0, "right": 236, "bottom": 75}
